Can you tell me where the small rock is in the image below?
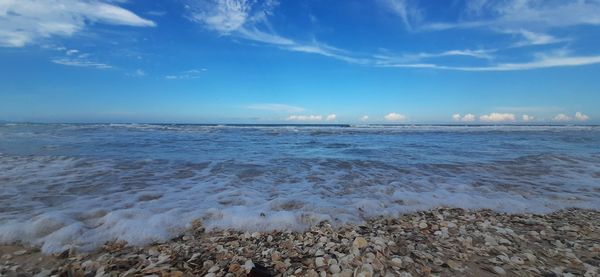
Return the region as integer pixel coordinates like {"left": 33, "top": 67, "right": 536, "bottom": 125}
{"left": 353, "top": 237, "right": 368, "bottom": 249}
{"left": 446, "top": 259, "right": 462, "bottom": 271}
{"left": 208, "top": 265, "right": 220, "bottom": 273}
{"left": 419, "top": 221, "right": 428, "bottom": 229}
{"left": 228, "top": 263, "right": 241, "bottom": 273}
{"left": 315, "top": 257, "right": 326, "bottom": 267}
{"left": 13, "top": 250, "right": 27, "bottom": 256}
{"left": 242, "top": 260, "right": 255, "bottom": 273}
{"left": 390, "top": 257, "right": 403, "bottom": 268}
{"left": 329, "top": 264, "right": 341, "bottom": 274}
{"left": 493, "top": 266, "right": 506, "bottom": 275}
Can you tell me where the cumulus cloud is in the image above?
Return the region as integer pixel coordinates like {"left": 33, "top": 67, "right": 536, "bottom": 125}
{"left": 0, "top": 0, "right": 155, "bottom": 47}
{"left": 326, "top": 114, "right": 337, "bottom": 121}
{"left": 246, "top": 103, "right": 305, "bottom": 113}
{"left": 522, "top": 114, "right": 534, "bottom": 122}
{"left": 452, "top": 113, "right": 476, "bottom": 122}
{"left": 360, "top": 115, "right": 369, "bottom": 121}
{"left": 286, "top": 115, "right": 323, "bottom": 121}
{"left": 575, "top": 112, "right": 589, "bottom": 121}
{"left": 553, "top": 114, "right": 571, "bottom": 122}
{"left": 479, "top": 113, "right": 516, "bottom": 122}
{"left": 384, "top": 112, "right": 406, "bottom": 121}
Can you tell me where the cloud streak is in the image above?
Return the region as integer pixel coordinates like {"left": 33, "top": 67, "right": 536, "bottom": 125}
{"left": 187, "top": 0, "right": 600, "bottom": 72}
{"left": 0, "top": 0, "right": 155, "bottom": 47}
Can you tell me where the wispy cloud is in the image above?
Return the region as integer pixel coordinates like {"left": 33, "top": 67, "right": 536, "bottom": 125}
{"left": 187, "top": 0, "right": 367, "bottom": 64}
{"left": 379, "top": 0, "right": 422, "bottom": 31}
{"left": 187, "top": 0, "right": 600, "bottom": 72}
{"left": 0, "top": 0, "right": 155, "bottom": 47}
{"left": 507, "top": 29, "right": 565, "bottom": 47}
{"left": 425, "top": 0, "right": 600, "bottom": 31}
{"left": 246, "top": 103, "right": 305, "bottom": 113}
{"left": 52, "top": 58, "right": 112, "bottom": 69}
{"left": 128, "top": 69, "right": 146, "bottom": 77}
{"left": 381, "top": 54, "right": 600, "bottom": 71}
{"left": 51, "top": 48, "right": 112, "bottom": 69}
{"left": 165, "top": 69, "right": 206, "bottom": 80}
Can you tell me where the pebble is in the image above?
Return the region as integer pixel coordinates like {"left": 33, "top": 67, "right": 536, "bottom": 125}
{"left": 353, "top": 237, "right": 368, "bottom": 249}
{"left": 2, "top": 208, "right": 598, "bottom": 277}
{"left": 493, "top": 266, "right": 506, "bottom": 275}
{"left": 329, "top": 264, "right": 341, "bottom": 274}
{"left": 315, "top": 257, "right": 326, "bottom": 267}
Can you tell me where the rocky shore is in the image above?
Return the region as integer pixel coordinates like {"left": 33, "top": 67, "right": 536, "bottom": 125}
{"left": 1, "top": 208, "right": 599, "bottom": 277}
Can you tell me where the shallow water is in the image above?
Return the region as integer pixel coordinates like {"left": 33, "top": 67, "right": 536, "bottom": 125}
{"left": 1, "top": 123, "right": 600, "bottom": 253}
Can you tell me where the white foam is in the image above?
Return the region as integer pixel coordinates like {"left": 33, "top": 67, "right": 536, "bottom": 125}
{"left": 1, "top": 125, "right": 600, "bottom": 253}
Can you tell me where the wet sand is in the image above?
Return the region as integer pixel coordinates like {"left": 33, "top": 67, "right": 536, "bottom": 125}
{"left": 2, "top": 208, "right": 599, "bottom": 276}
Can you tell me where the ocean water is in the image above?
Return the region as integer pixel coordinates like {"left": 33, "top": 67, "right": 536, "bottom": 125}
{"left": 1, "top": 123, "right": 600, "bottom": 253}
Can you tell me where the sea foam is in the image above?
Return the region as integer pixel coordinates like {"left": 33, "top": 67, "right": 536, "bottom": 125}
{"left": 1, "top": 124, "right": 599, "bottom": 253}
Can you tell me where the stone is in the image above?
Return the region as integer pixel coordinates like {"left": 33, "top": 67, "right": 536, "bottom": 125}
{"left": 446, "top": 259, "right": 462, "bottom": 271}
{"left": 353, "top": 237, "right": 368, "bottom": 249}
{"left": 315, "top": 257, "right": 326, "bottom": 267}
{"left": 493, "top": 266, "right": 506, "bottom": 275}
{"left": 13, "top": 250, "right": 27, "bottom": 256}
{"left": 329, "top": 264, "right": 341, "bottom": 274}
{"left": 390, "top": 257, "right": 403, "bottom": 268}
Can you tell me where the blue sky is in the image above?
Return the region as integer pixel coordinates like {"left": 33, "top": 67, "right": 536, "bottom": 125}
{"left": 0, "top": 0, "right": 599, "bottom": 124}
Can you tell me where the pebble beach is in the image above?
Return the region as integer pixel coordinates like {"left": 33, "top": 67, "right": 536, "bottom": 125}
{"left": 2, "top": 208, "right": 599, "bottom": 277}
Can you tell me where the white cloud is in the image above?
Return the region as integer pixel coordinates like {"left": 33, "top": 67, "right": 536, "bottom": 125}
{"left": 575, "top": 112, "right": 589, "bottom": 121}
{"left": 462, "top": 113, "right": 476, "bottom": 122}
{"left": 379, "top": 0, "right": 422, "bottom": 30}
{"left": 246, "top": 103, "right": 305, "bottom": 113}
{"left": 479, "top": 113, "right": 516, "bottom": 122}
{"left": 128, "top": 69, "right": 146, "bottom": 77}
{"left": 553, "top": 114, "right": 571, "bottom": 122}
{"left": 452, "top": 113, "right": 476, "bottom": 122}
{"left": 52, "top": 58, "right": 112, "bottom": 69}
{"left": 326, "top": 114, "right": 337, "bottom": 121}
{"left": 382, "top": 54, "right": 600, "bottom": 71}
{"left": 0, "top": 0, "right": 155, "bottom": 47}
{"left": 360, "top": 115, "right": 369, "bottom": 121}
{"left": 426, "top": 0, "right": 600, "bottom": 31}
{"left": 522, "top": 114, "right": 534, "bottom": 122}
{"left": 66, "top": 49, "right": 80, "bottom": 56}
{"left": 510, "top": 29, "right": 564, "bottom": 47}
{"left": 384, "top": 112, "right": 406, "bottom": 121}
{"left": 165, "top": 69, "right": 206, "bottom": 80}
{"left": 286, "top": 115, "right": 323, "bottom": 121}
{"left": 187, "top": 0, "right": 369, "bottom": 65}
{"left": 187, "top": 0, "right": 600, "bottom": 72}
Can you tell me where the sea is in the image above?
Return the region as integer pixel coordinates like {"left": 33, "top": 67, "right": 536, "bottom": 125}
{"left": 1, "top": 123, "right": 599, "bottom": 253}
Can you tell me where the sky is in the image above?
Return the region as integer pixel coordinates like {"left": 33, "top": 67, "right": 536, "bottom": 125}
{"left": 0, "top": 0, "right": 599, "bottom": 124}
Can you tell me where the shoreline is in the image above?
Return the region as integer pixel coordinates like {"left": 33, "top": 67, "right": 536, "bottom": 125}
{"left": 2, "top": 208, "right": 599, "bottom": 276}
